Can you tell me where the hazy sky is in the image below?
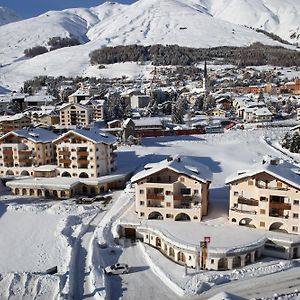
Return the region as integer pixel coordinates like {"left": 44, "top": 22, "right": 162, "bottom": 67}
{"left": 1, "top": 0, "right": 137, "bottom": 19}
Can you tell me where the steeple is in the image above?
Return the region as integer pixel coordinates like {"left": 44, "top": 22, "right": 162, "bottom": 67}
{"left": 202, "top": 60, "right": 208, "bottom": 93}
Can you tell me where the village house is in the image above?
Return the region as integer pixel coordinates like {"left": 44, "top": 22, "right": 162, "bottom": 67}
{"left": 80, "top": 98, "right": 106, "bottom": 121}
{"left": 68, "top": 88, "right": 90, "bottom": 104}
{"left": 0, "top": 113, "right": 31, "bottom": 136}
{"left": 0, "top": 128, "right": 57, "bottom": 177}
{"left": 226, "top": 158, "right": 300, "bottom": 235}
{"left": 207, "top": 108, "right": 227, "bottom": 118}
{"left": 131, "top": 156, "right": 212, "bottom": 222}
{"left": 130, "top": 94, "right": 151, "bottom": 109}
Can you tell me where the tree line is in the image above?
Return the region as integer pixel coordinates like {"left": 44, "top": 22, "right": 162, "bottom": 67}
{"left": 90, "top": 43, "right": 300, "bottom": 67}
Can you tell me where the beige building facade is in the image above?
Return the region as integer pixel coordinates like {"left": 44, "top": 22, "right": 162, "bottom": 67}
{"left": 131, "top": 156, "right": 211, "bottom": 222}
{"left": 0, "top": 114, "right": 31, "bottom": 136}
{"left": 59, "top": 103, "right": 93, "bottom": 127}
{"left": 226, "top": 160, "right": 300, "bottom": 234}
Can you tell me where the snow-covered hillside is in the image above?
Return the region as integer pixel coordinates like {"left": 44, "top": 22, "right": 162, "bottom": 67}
{"left": 0, "top": 0, "right": 299, "bottom": 89}
{"left": 0, "top": 7, "right": 21, "bottom": 26}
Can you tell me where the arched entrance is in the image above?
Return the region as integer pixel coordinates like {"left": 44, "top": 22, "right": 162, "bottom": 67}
{"left": 22, "top": 188, "right": 27, "bottom": 195}
{"left": 169, "top": 247, "right": 175, "bottom": 258}
{"left": 6, "top": 170, "right": 14, "bottom": 176}
{"left": 239, "top": 217, "right": 256, "bottom": 228}
{"left": 37, "top": 189, "right": 42, "bottom": 197}
{"left": 148, "top": 211, "right": 163, "bottom": 220}
{"left": 79, "top": 172, "right": 89, "bottom": 178}
{"left": 269, "top": 222, "right": 288, "bottom": 233}
{"left": 15, "top": 188, "right": 19, "bottom": 195}
{"left": 175, "top": 213, "right": 191, "bottom": 221}
{"left": 53, "top": 190, "right": 58, "bottom": 198}
{"left": 245, "top": 253, "right": 251, "bottom": 265}
{"left": 61, "top": 171, "right": 71, "bottom": 177}
{"left": 29, "top": 189, "right": 35, "bottom": 196}
{"left": 218, "top": 258, "right": 228, "bottom": 270}
{"left": 232, "top": 256, "right": 241, "bottom": 268}
{"left": 156, "top": 237, "right": 161, "bottom": 248}
{"left": 45, "top": 190, "right": 50, "bottom": 198}
{"left": 20, "top": 170, "right": 30, "bottom": 176}
{"left": 177, "top": 251, "right": 186, "bottom": 263}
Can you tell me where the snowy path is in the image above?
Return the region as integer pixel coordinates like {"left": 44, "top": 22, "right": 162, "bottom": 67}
{"left": 107, "top": 240, "right": 179, "bottom": 300}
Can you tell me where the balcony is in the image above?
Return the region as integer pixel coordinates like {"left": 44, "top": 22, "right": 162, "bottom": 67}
{"left": 269, "top": 202, "right": 291, "bottom": 210}
{"left": 3, "top": 150, "right": 13, "bottom": 155}
{"left": 77, "top": 151, "right": 88, "bottom": 156}
{"left": 147, "top": 194, "right": 164, "bottom": 200}
{"left": 18, "top": 150, "right": 32, "bottom": 155}
{"left": 59, "top": 159, "right": 71, "bottom": 164}
{"left": 77, "top": 159, "right": 89, "bottom": 164}
{"left": 237, "top": 196, "right": 259, "bottom": 206}
{"left": 19, "top": 158, "right": 32, "bottom": 163}
{"left": 3, "top": 157, "right": 13, "bottom": 163}
{"left": 256, "top": 183, "right": 289, "bottom": 191}
{"left": 59, "top": 151, "right": 71, "bottom": 156}
{"left": 230, "top": 207, "right": 257, "bottom": 215}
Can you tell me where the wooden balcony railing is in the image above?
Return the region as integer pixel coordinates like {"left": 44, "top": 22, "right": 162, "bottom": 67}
{"left": 147, "top": 194, "right": 164, "bottom": 200}
{"left": 3, "top": 150, "right": 13, "bottom": 155}
{"left": 59, "top": 151, "right": 71, "bottom": 156}
{"left": 59, "top": 159, "right": 71, "bottom": 164}
{"left": 173, "top": 195, "right": 192, "bottom": 201}
{"left": 269, "top": 202, "right": 291, "bottom": 210}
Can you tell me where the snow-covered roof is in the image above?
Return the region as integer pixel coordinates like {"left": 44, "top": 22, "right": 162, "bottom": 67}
{"left": 33, "top": 165, "right": 58, "bottom": 172}
{"left": 133, "top": 117, "right": 163, "bottom": 127}
{"left": 2, "top": 128, "right": 58, "bottom": 143}
{"left": 69, "top": 89, "right": 90, "bottom": 97}
{"left": 58, "top": 102, "right": 89, "bottom": 111}
{"left": 53, "top": 128, "right": 116, "bottom": 145}
{"left": 131, "top": 156, "right": 212, "bottom": 184}
{"left": 226, "top": 160, "right": 300, "bottom": 190}
{"left": 25, "top": 94, "right": 55, "bottom": 103}
{"left": 0, "top": 113, "right": 29, "bottom": 122}
{"left": 254, "top": 107, "right": 272, "bottom": 116}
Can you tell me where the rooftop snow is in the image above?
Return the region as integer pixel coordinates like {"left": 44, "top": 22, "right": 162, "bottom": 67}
{"left": 131, "top": 156, "right": 212, "bottom": 184}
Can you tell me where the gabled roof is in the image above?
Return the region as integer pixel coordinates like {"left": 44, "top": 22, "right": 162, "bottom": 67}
{"left": 131, "top": 156, "right": 212, "bottom": 184}
{"left": 226, "top": 160, "right": 300, "bottom": 190}
{"left": 58, "top": 102, "right": 89, "bottom": 111}
{"left": 0, "top": 128, "right": 58, "bottom": 143}
{"left": 53, "top": 128, "right": 116, "bottom": 145}
{"left": 0, "top": 113, "right": 30, "bottom": 122}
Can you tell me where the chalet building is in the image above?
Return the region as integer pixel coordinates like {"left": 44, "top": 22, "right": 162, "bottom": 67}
{"left": 68, "top": 88, "right": 90, "bottom": 104}
{"left": 207, "top": 108, "right": 227, "bottom": 118}
{"left": 53, "top": 128, "right": 117, "bottom": 178}
{"left": 24, "top": 94, "right": 56, "bottom": 109}
{"left": 59, "top": 103, "right": 93, "bottom": 128}
{"left": 281, "top": 79, "right": 300, "bottom": 95}
{"left": 243, "top": 107, "right": 273, "bottom": 123}
{"left": 131, "top": 156, "right": 212, "bottom": 222}
{"left": 0, "top": 128, "right": 57, "bottom": 177}
{"left": 226, "top": 158, "right": 300, "bottom": 234}
{"left": 0, "top": 114, "right": 31, "bottom": 136}
{"left": 80, "top": 98, "right": 106, "bottom": 121}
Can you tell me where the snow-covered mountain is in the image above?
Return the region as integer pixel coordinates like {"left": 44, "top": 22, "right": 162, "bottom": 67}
{"left": 0, "top": 6, "right": 21, "bottom": 26}
{"left": 0, "top": 0, "right": 299, "bottom": 89}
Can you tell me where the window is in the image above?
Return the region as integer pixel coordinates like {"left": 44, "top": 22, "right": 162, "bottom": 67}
{"left": 293, "top": 213, "right": 299, "bottom": 219}
{"left": 193, "top": 216, "right": 198, "bottom": 219}
{"left": 248, "top": 180, "right": 253, "bottom": 186}
{"left": 260, "top": 209, "right": 266, "bottom": 214}
{"left": 260, "top": 196, "right": 268, "bottom": 202}
{"left": 166, "top": 213, "right": 173, "bottom": 218}
{"left": 140, "top": 212, "right": 145, "bottom": 217}
{"left": 277, "top": 181, "right": 283, "bottom": 188}
{"left": 294, "top": 200, "right": 299, "bottom": 205}
{"left": 166, "top": 202, "right": 171, "bottom": 207}
{"left": 180, "top": 177, "right": 185, "bottom": 182}
{"left": 140, "top": 201, "right": 144, "bottom": 206}
{"left": 234, "top": 191, "right": 239, "bottom": 196}
{"left": 194, "top": 189, "right": 199, "bottom": 194}
{"left": 181, "top": 188, "right": 191, "bottom": 195}
{"left": 260, "top": 222, "right": 265, "bottom": 227}
{"left": 292, "top": 226, "right": 298, "bottom": 232}
{"left": 139, "top": 189, "right": 144, "bottom": 194}
{"left": 166, "top": 191, "right": 172, "bottom": 195}
{"left": 210, "top": 259, "right": 214, "bottom": 264}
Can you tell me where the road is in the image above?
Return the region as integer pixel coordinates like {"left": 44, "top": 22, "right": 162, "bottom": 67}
{"left": 107, "top": 240, "right": 180, "bottom": 300}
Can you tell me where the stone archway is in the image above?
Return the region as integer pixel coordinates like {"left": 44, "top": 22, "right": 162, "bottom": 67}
{"left": 148, "top": 211, "right": 163, "bottom": 220}
{"left": 20, "top": 170, "right": 30, "bottom": 176}
{"left": 6, "top": 170, "right": 14, "bottom": 176}
{"left": 245, "top": 253, "right": 251, "bottom": 265}
{"left": 269, "top": 222, "right": 288, "bottom": 233}
{"left": 79, "top": 172, "right": 89, "bottom": 178}
{"left": 239, "top": 217, "right": 256, "bottom": 228}
{"left": 169, "top": 247, "right": 175, "bottom": 258}
{"left": 29, "top": 189, "right": 35, "bottom": 196}
{"left": 61, "top": 171, "right": 71, "bottom": 177}
{"left": 175, "top": 213, "right": 191, "bottom": 221}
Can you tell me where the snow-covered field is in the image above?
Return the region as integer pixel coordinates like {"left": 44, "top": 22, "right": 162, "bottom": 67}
{"left": 0, "top": 127, "right": 299, "bottom": 299}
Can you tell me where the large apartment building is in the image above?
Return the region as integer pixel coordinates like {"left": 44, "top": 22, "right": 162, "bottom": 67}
{"left": 59, "top": 103, "right": 93, "bottom": 127}
{"left": 0, "top": 114, "right": 31, "bottom": 135}
{"left": 0, "top": 128, "right": 57, "bottom": 176}
{"left": 53, "top": 128, "right": 117, "bottom": 178}
{"left": 131, "top": 156, "right": 212, "bottom": 222}
{"left": 226, "top": 159, "right": 300, "bottom": 234}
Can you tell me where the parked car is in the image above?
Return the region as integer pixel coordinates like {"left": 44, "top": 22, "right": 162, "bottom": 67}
{"left": 105, "top": 263, "right": 129, "bottom": 275}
